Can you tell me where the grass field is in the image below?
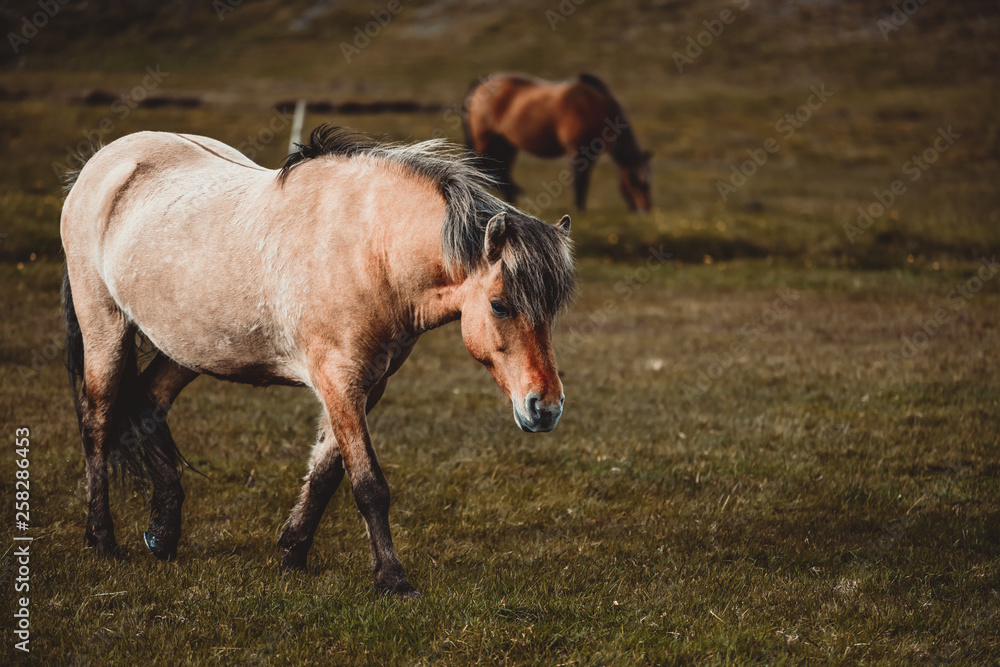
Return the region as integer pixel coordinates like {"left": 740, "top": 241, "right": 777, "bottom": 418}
{"left": 1, "top": 0, "right": 999, "bottom": 664}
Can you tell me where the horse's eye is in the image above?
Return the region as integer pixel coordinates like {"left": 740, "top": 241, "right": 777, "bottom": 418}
{"left": 490, "top": 300, "right": 510, "bottom": 317}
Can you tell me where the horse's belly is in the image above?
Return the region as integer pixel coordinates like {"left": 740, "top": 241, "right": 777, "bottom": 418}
{"left": 141, "top": 316, "right": 299, "bottom": 386}
{"left": 515, "top": 129, "right": 565, "bottom": 158}
{"left": 105, "top": 251, "right": 305, "bottom": 386}
{"left": 135, "top": 303, "right": 302, "bottom": 385}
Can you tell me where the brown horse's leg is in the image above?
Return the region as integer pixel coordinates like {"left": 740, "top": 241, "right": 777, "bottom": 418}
{"left": 278, "top": 378, "right": 388, "bottom": 572}
{"left": 571, "top": 153, "right": 595, "bottom": 211}
{"left": 139, "top": 355, "right": 198, "bottom": 561}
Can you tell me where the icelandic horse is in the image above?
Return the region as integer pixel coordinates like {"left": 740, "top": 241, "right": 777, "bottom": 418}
{"left": 463, "top": 73, "right": 652, "bottom": 212}
{"left": 60, "top": 125, "right": 576, "bottom": 597}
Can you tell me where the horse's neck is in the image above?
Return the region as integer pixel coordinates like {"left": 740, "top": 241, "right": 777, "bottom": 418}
{"left": 610, "top": 124, "right": 644, "bottom": 168}
{"left": 285, "top": 161, "right": 466, "bottom": 336}
{"left": 380, "top": 211, "right": 466, "bottom": 334}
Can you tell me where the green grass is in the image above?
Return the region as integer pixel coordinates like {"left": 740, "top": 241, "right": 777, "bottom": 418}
{"left": 1, "top": 258, "right": 998, "bottom": 665}
{"left": 1, "top": 0, "right": 999, "bottom": 664}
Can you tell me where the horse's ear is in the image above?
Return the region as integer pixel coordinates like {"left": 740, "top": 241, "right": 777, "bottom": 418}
{"left": 484, "top": 212, "right": 507, "bottom": 263}
{"left": 555, "top": 214, "right": 571, "bottom": 236}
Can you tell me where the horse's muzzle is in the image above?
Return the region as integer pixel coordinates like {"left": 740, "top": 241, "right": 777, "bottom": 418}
{"left": 514, "top": 393, "right": 564, "bottom": 433}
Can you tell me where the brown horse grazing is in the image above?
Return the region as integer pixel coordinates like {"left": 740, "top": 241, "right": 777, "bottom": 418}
{"left": 61, "top": 125, "right": 575, "bottom": 598}
{"left": 464, "top": 72, "right": 653, "bottom": 213}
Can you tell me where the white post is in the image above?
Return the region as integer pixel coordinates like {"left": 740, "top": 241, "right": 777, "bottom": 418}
{"left": 288, "top": 99, "right": 306, "bottom": 152}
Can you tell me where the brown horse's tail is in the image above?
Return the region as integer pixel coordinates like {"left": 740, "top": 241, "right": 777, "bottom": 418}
{"left": 62, "top": 268, "right": 192, "bottom": 493}
{"left": 461, "top": 77, "right": 498, "bottom": 179}
{"left": 461, "top": 76, "right": 485, "bottom": 153}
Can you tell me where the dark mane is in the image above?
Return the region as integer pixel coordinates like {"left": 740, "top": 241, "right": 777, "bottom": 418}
{"left": 277, "top": 124, "right": 576, "bottom": 324}
{"left": 277, "top": 126, "right": 376, "bottom": 181}
{"left": 577, "top": 72, "right": 612, "bottom": 94}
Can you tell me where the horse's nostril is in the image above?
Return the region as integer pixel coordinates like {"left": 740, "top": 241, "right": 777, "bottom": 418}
{"left": 526, "top": 395, "right": 541, "bottom": 420}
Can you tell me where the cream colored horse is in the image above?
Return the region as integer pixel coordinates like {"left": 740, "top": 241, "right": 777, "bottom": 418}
{"left": 61, "top": 125, "right": 575, "bottom": 598}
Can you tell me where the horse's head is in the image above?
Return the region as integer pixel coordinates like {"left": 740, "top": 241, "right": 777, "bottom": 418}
{"left": 620, "top": 150, "right": 653, "bottom": 213}
{"left": 460, "top": 211, "right": 575, "bottom": 433}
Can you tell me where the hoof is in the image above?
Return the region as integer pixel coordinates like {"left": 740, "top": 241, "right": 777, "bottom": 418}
{"left": 281, "top": 552, "right": 308, "bottom": 573}
{"left": 392, "top": 586, "right": 421, "bottom": 600}
{"left": 95, "top": 543, "right": 128, "bottom": 561}
{"left": 86, "top": 532, "right": 127, "bottom": 561}
{"left": 377, "top": 578, "right": 420, "bottom": 599}
{"left": 143, "top": 531, "right": 177, "bottom": 561}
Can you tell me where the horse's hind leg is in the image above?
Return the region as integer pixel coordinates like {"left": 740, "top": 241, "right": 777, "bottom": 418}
{"left": 69, "top": 288, "right": 135, "bottom": 558}
{"left": 278, "top": 419, "right": 346, "bottom": 571}
{"left": 138, "top": 355, "right": 198, "bottom": 561}
{"left": 278, "top": 377, "right": 389, "bottom": 573}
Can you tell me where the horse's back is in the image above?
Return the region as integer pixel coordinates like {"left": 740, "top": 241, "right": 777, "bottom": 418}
{"left": 93, "top": 130, "right": 260, "bottom": 170}
{"left": 62, "top": 132, "right": 264, "bottom": 247}
{"left": 469, "top": 74, "right": 618, "bottom": 157}
{"left": 467, "top": 74, "right": 540, "bottom": 131}
{"left": 61, "top": 131, "right": 301, "bottom": 382}
{"left": 558, "top": 78, "right": 621, "bottom": 135}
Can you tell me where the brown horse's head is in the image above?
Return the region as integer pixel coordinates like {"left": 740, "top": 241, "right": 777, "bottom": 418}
{"left": 620, "top": 150, "right": 653, "bottom": 213}
{"left": 459, "top": 211, "right": 575, "bottom": 432}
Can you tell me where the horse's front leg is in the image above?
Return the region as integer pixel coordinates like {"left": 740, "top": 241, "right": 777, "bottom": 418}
{"left": 571, "top": 153, "right": 594, "bottom": 211}
{"left": 278, "top": 418, "right": 345, "bottom": 571}
{"left": 278, "top": 378, "right": 393, "bottom": 575}
{"left": 319, "top": 377, "right": 417, "bottom": 598}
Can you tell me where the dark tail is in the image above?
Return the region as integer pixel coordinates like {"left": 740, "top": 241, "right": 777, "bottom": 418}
{"left": 462, "top": 76, "right": 485, "bottom": 153}
{"left": 62, "top": 269, "right": 190, "bottom": 493}
{"left": 62, "top": 269, "right": 85, "bottom": 413}
{"left": 460, "top": 76, "right": 511, "bottom": 190}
